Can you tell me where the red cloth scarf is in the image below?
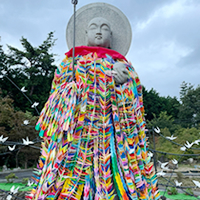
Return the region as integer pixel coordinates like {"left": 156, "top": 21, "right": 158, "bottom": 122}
{"left": 65, "top": 46, "right": 127, "bottom": 61}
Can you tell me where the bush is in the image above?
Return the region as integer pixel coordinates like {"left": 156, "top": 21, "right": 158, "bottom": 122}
{"left": 167, "top": 187, "right": 178, "bottom": 195}
{"left": 5, "top": 173, "right": 18, "bottom": 183}
{"left": 184, "top": 188, "right": 194, "bottom": 196}
{"left": 21, "top": 177, "right": 29, "bottom": 185}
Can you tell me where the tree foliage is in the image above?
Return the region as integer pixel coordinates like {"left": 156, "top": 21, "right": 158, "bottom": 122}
{"left": 147, "top": 111, "right": 181, "bottom": 133}
{"left": 0, "top": 93, "right": 40, "bottom": 168}
{"left": 0, "top": 32, "right": 56, "bottom": 115}
{"left": 178, "top": 82, "right": 200, "bottom": 128}
{"left": 143, "top": 86, "right": 180, "bottom": 121}
{"left": 155, "top": 126, "right": 200, "bottom": 161}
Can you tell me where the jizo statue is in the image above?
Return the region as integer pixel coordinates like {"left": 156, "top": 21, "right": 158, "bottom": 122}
{"left": 28, "top": 3, "right": 160, "bottom": 200}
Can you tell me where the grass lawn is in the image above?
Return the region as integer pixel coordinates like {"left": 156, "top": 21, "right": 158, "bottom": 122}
{"left": 160, "top": 191, "right": 200, "bottom": 200}
{"left": 0, "top": 182, "right": 32, "bottom": 191}
{"left": 0, "top": 182, "right": 200, "bottom": 200}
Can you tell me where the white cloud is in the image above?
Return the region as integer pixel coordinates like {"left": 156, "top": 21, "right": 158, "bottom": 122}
{"left": 160, "top": 0, "right": 189, "bottom": 18}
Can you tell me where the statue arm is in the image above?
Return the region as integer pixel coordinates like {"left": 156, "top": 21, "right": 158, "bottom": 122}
{"left": 113, "top": 61, "right": 129, "bottom": 84}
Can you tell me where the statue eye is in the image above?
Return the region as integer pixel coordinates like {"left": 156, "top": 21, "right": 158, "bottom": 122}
{"left": 101, "top": 25, "right": 110, "bottom": 31}
{"left": 89, "top": 24, "right": 97, "bottom": 30}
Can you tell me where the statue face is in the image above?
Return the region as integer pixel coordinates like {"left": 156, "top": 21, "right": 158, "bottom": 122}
{"left": 86, "top": 17, "right": 112, "bottom": 48}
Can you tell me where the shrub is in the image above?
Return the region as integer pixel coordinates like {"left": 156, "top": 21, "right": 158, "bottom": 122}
{"left": 22, "top": 177, "right": 29, "bottom": 185}
{"left": 184, "top": 188, "right": 194, "bottom": 196}
{"left": 167, "top": 187, "right": 178, "bottom": 195}
{"left": 5, "top": 173, "right": 18, "bottom": 183}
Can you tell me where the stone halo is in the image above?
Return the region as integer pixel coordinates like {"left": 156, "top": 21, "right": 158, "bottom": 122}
{"left": 66, "top": 2, "right": 132, "bottom": 56}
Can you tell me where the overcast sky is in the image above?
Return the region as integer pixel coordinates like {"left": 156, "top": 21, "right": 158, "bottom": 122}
{"left": 0, "top": 0, "right": 200, "bottom": 98}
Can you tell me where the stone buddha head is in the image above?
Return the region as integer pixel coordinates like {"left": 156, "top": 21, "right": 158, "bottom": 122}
{"left": 86, "top": 17, "right": 112, "bottom": 49}
{"left": 66, "top": 3, "right": 132, "bottom": 55}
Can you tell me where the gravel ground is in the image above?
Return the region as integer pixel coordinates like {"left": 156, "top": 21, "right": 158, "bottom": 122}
{"left": 0, "top": 191, "right": 26, "bottom": 200}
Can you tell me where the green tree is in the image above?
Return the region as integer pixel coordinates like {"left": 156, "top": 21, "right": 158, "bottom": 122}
{"left": 148, "top": 111, "right": 171, "bottom": 129}
{"left": 147, "top": 111, "right": 181, "bottom": 133}
{"left": 142, "top": 86, "right": 180, "bottom": 121}
{"left": 143, "top": 87, "right": 163, "bottom": 120}
{"left": 0, "top": 32, "right": 57, "bottom": 115}
{"left": 179, "top": 82, "right": 200, "bottom": 128}
{"left": 155, "top": 127, "right": 200, "bottom": 161}
{"left": 161, "top": 96, "right": 180, "bottom": 120}
{"left": 0, "top": 45, "right": 7, "bottom": 72}
{"left": 0, "top": 45, "right": 11, "bottom": 96}
{"left": 0, "top": 93, "right": 40, "bottom": 168}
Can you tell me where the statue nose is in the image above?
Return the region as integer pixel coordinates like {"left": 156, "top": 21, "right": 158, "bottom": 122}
{"left": 96, "top": 27, "right": 102, "bottom": 34}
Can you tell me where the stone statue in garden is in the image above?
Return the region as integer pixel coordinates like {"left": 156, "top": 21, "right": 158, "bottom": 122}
{"left": 27, "top": 3, "right": 160, "bottom": 200}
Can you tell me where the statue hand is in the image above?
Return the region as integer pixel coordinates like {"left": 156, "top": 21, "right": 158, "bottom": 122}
{"left": 113, "top": 62, "right": 128, "bottom": 84}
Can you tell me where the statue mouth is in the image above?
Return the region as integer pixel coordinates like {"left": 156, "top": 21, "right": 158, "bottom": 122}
{"left": 95, "top": 36, "right": 102, "bottom": 39}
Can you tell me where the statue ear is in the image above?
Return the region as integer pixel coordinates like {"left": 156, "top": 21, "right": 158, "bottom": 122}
{"left": 85, "top": 30, "right": 88, "bottom": 45}
{"left": 109, "top": 31, "right": 112, "bottom": 49}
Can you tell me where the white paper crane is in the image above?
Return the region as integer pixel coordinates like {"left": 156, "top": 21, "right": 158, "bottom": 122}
{"left": 166, "top": 135, "right": 177, "bottom": 140}
{"left": 180, "top": 146, "right": 186, "bottom": 151}
{"left": 23, "top": 120, "right": 30, "bottom": 125}
{"left": 27, "top": 179, "right": 34, "bottom": 187}
{"left": 6, "top": 195, "right": 12, "bottom": 200}
{"left": 148, "top": 151, "right": 153, "bottom": 158}
{"left": 31, "top": 102, "right": 39, "bottom": 108}
{"left": 193, "top": 139, "right": 200, "bottom": 145}
{"left": 185, "top": 141, "right": 193, "bottom": 149}
{"left": 174, "top": 180, "right": 182, "bottom": 187}
{"left": 158, "top": 161, "right": 169, "bottom": 170}
{"left": 22, "top": 137, "right": 34, "bottom": 145}
{"left": 8, "top": 145, "right": 16, "bottom": 151}
{"left": 157, "top": 170, "right": 166, "bottom": 177}
{"left": 10, "top": 185, "right": 19, "bottom": 194}
{"left": 172, "top": 159, "right": 178, "bottom": 165}
{"left": 154, "top": 127, "right": 160, "bottom": 133}
{"left": 20, "top": 86, "right": 27, "bottom": 92}
{"left": 192, "top": 180, "right": 200, "bottom": 188}
{"left": 0, "top": 135, "right": 8, "bottom": 143}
